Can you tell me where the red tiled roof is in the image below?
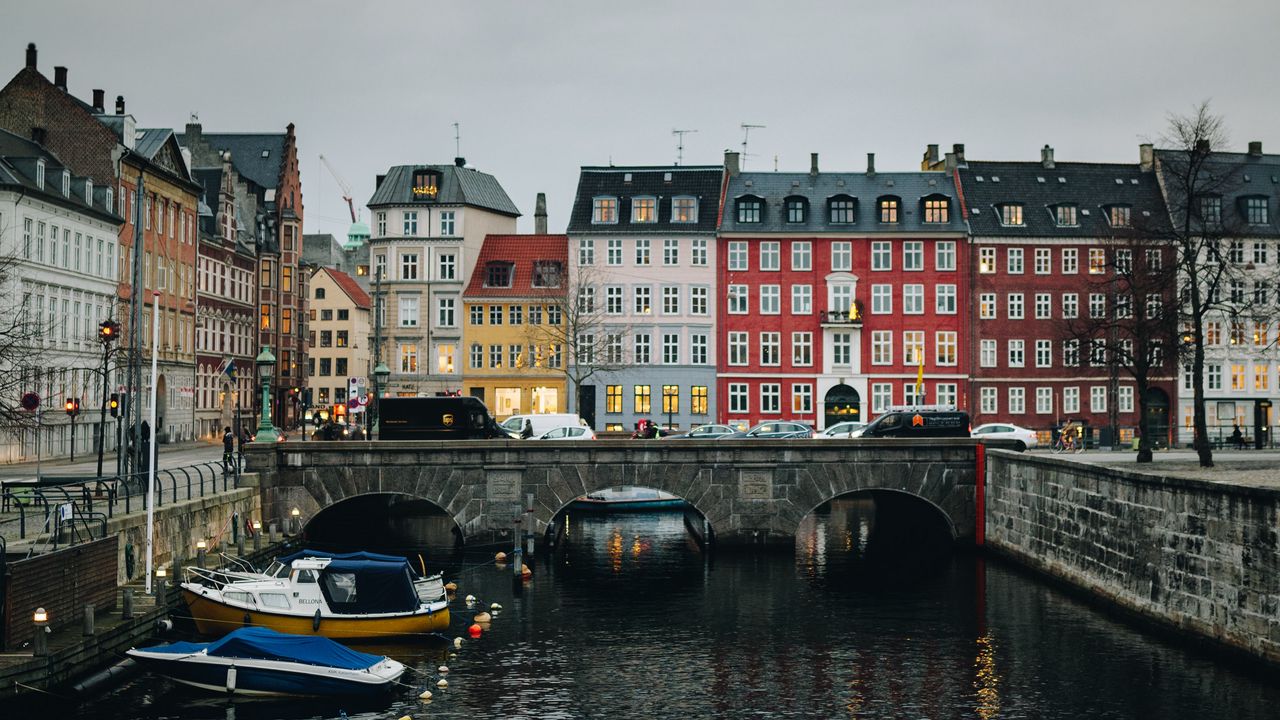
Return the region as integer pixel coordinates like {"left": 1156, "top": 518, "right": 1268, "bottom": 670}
{"left": 463, "top": 234, "right": 569, "bottom": 298}
{"left": 324, "top": 267, "right": 371, "bottom": 309}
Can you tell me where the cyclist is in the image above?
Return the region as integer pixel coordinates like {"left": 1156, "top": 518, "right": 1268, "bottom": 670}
{"left": 1055, "top": 420, "right": 1083, "bottom": 453}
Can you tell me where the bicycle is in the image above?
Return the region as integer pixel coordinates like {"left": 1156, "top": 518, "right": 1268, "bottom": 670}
{"left": 1052, "top": 431, "right": 1084, "bottom": 454}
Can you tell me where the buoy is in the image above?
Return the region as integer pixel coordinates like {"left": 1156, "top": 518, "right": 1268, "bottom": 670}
{"left": 473, "top": 611, "right": 491, "bottom": 623}
{"left": 399, "top": 715, "right": 413, "bottom": 720}
{"left": 438, "top": 665, "right": 449, "bottom": 674}
{"left": 464, "top": 594, "right": 477, "bottom": 604}
{"left": 468, "top": 623, "right": 482, "bottom": 638}
{"left": 453, "top": 637, "right": 463, "bottom": 649}
{"left": 490, "top": 602, "right": 503, "bottom": 611}
{"left": 418, "top": 689, "right": 433, "bottom": 700}
{"left": 521, "top": 563, "right": 532, "bottom": 578}
{"left": 444, "top": 582, "right": 458, "bottom": 592}
{"left": 436, "top": 678, "right": 449, "bottom": 688}
{"left": 495, "top": 551, "right": 507, "bottom": 562}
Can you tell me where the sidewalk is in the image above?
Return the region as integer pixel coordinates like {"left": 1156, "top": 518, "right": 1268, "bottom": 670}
{"left": 0, "top": 440, "right": 218, "bottom": 478}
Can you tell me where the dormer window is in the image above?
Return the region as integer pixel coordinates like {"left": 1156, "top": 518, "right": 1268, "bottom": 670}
{"left": 62, "top": 170, "right": 71, "bottom": 198}
{"left": 878, "top": 196, "right": 900, "bottom": 223}
{"left": 533, "top": 260, "right": 563, "bottom": 287}
{"left": 784, "top": 196, "right": 808, "bottom": 224}
{"left": 85, "top": 179, "right": 94, "bottom": 205}
{"left": 1053, "top": 204, "right": 1079, "bottom": 227}
{"left": 736, "top": 195, "right": 763, "bottom": 223}
{"left": 1199, "top": 196, "right": 1222, "bottom": 227}
{"left": 592, "top": 196, "right": 618, "bottom": 224}
{"left": 998, "top": 203, "right": 1024, "bottom": 226}
{"left": 672, "top": 196, "right": 698, "bottom": 223}
{"left": 922, "top": 195, "right": 949, "bottom": 223}
{"left": 484, "top": 261, "right": 514, "bottom": 288}
{"left": 1244, "top": 196, "right": 1269, "bottom": 225}
{"left": 828, "top": 195, "right": 856, "bottom": 224}
{"left": 105, "top": 187, "right": 113, "bottom": 212}
{"left": 1106, "top": 204, "right": 1131, "bottom": 227}
{"left": 411, "top": 169, "right": 439, "bottom": 200}
{"left": 35, "top": 159, "right": 45, "bottom": 190}
{"left": 631, "top": 196, "right": 656, "bottom": 223}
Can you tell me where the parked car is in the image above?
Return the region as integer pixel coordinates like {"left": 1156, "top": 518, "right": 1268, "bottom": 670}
{"left": 500, "top": 413, "right": 588, "bottom": 439}
{"left": 535, "top": 425, "right": 596, "bottom": 440}
{"left": 720, "top": 421, "right": 813, "bottom": 440}
{"left": 854, "top": 410, "right": 970, "bottom": 439}
{"left": 814, "top": 421, "right": 867, "bottom": 439}
{"left": 971, "top": 423, "right": 1037, "bottom": 450}
{"left": 670, "top": 423, "right": 737, "bottom": 439}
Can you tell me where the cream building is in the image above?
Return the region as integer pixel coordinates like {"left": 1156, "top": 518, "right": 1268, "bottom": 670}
{"left": 306, "top": 267, "right": 371, "bottom": 411}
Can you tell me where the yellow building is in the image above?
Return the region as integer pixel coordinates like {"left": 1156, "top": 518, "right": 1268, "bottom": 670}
{"left": 461, "top": 234, "right": 567, "bottom": 418}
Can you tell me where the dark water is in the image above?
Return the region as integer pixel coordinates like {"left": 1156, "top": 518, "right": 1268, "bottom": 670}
{"left": 27, "top": 498, "right": 1280, "bottom": 719}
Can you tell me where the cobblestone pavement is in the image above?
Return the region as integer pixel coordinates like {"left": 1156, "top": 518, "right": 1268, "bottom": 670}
{"left": 1057, "top": 449, "right": 1280, "bottom": 489}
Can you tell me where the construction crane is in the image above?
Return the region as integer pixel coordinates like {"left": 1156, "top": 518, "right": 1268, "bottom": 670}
{"left": 319, "top": 154, "right": 356, "bottom": 223}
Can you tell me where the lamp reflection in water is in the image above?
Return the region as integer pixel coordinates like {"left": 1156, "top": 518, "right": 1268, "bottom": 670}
{"left": 973, "top": 633, "right": 1001, "bottom": 719}
{"left": 607, "top": 528, "right": 623, "bottom": 574}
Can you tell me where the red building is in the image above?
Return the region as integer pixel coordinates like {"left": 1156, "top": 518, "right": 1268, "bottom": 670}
{"left": 716, "top": 151, "right": 969, "bottom": 430}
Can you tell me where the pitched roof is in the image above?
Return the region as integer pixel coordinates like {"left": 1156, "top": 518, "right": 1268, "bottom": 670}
{"left": 321, "top": 267, "right": 371, "bottom": 309}
{"left": 719, "top": 170, "right": 964, "bottom": 234}
{"left": 1154, "top": 148, "right": 1280, "bottom": 238}
{"left": 566, "top": 166, "right": 722, "bottom": 234}
{"left": 0, "top": 128, "right": 122, "bottom": 224}
{"left": 366, "top": 164, "right": 520, "bottom": 216}
{"left": 176, "top": 132, "right": 286, "bottom": 190}
{"left": 958, "top": 161, "right": 1171, "bottom": 237}
{"left": 463, "top": 234, "right": 569, "bottom": 298}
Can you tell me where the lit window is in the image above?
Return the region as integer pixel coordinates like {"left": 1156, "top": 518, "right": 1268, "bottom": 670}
{"left": 978, "top": 247, "right": 996, "bottom": 273}
{"left": 1107, "top": 205, "right": 1131, "bottom": 227}
{"left": 592, "top": 197, "right": 618, "bottom": 223}
{"left": 879, "top": 197, "right": 899, "bottom": 223}
{"left": 999, "top": 204, "right": 1024, "bottom": 226}
{"left": 672, "top": 196, "right": 698, "bottom": 223}
{"left": 631, "top": 196, "right": 656, "bottom": 223}
{"left": 923, "top": 197, "right": 948, "bottom": 223}
{"left": 1055, "top": 204, "right": 1078, "bottom": 226}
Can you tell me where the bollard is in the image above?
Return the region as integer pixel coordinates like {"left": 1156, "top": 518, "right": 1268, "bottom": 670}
{"left": 237, "top": 535, "right": 245, "bottom": 558}
{"left": 254, "top": 528, "right": 262, "bottom": 552}
{"left": 269, "top": 522, "right": 279, "bottom": 544}
{"left": 83, "top": 604, "right": 95, "bottom": 636}
{"left": 122, "top": 588, "right": 134, "bottom": 620}
{"left": 196, "top": 547, "right": 207, "bottom": 569}
{"left": 32, "top": 608, "right": 49, "bottom": 656}
{"left": 156, "top": 578, "right": 167, "bottom": 604}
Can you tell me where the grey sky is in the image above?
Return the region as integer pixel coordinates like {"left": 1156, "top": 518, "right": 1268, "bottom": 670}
{"left": 5, "top": 1, "right": 1278, "bottom": 238}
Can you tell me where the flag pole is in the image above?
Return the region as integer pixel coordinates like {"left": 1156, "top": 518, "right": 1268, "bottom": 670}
{"left": 144, "top": 290, "right": 160, "bottom": 595}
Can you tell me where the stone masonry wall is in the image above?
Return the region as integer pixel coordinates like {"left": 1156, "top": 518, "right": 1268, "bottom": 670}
{"left": 985, "top": 451, "right": 1280, "bottom": 664}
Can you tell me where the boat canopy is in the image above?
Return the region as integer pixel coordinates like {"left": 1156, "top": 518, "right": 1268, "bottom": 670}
{"left": 279, "top": 549, "right": 410, "bottom": 565}
{"left": 137, "top": 627, "right": 385, "bottom": 670}
{"left": 319, "top": 558, "right": 421, "bottom": 614}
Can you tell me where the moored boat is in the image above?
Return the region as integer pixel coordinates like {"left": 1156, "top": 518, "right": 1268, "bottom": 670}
{"left": 180, "top": 554, "right": 449, "bottom": 640}
{"left": 569, "top": 487, "right": 689, "bottom": 512}
{"left": 127, "top": 627, "right": 405, "bottom": 697}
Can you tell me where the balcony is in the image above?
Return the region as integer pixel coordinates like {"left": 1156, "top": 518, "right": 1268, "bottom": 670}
{"left": 820, "top": 302, "right": 864, "bottom": 326}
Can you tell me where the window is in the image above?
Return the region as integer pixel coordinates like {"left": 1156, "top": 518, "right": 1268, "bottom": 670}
{"left": 281, "top": 266, "right": 292, "bottom": 292}
{"left": 691, "top": 334, "right": 707, "bottom": 364}
{"left": 532, "top": 260, "right": 561, "bottom": 287}
{"left": 792, "top": 384, "right": 813, "bottom": 415}
{"left": 1254, "top": 242, "right": 1268, "bottom": 265}
{"left": 438, "top": 298, "right": 456, "bottom": 327}
{"left": 488, "top": 344, "right": 503, "bottom": 368}
{"left": 605, "top": 238, "right": 622, "bottom": 266}
{"left": 761, "top": 384, "right": 781, "bottom": 414}
{"left": 980, "top": 387, "right": 997, "bottom": 414}
{"left": 634, "top": 385, "right": 651, "bottom": 414}
{"left": 399, "top": 296, "right": 419, "bottom": 327}
{"left": 979, "top": 293, "right": 997, "bottom": 320}
{"left": 1055, "top": 204, "right": 1078, "bottom": 226}
{"left": 673, "top": 196, "right": 698, "bottom": 223}
{"left": 1035, "top": 339, "right": 1052, "bottom": 367}
{"left": 1063, "top": 387, "right": 1080, "bottom": 414}
{"left": 831, "top": 284, "right": 853, "bottom": 314}
{"left": 999, "top": 204, "right": 1024, "bottom": 226}
{"left": 871, "top": 242, "right": 891, "bottom": 270}
{"left": 728, "top": 284, "right": 748, "bottom": 314}
{"left": 1007, "top": 248, "right": 1024, "bottom": 274}
{"left": 488, "top": 305, "right": 503, "bottom": 325}
{"left": 1034, "top": 248, "right": 1051, "bottom": 274}
{"left": 1088, "top": 248, "right": 1106, "bottom": 274}
{"left": 606, "top": 385, "right": 623, "bottom": 413}
{"left": 1119, "top": 386, "right": 1135, "bottom": 413}
{"left": 633, "top": 285, "right": 651, "bottom": 314}
{"left": 630, "top": 333, "right": 649, "bottom": 364}
{"left": 632, "top": 196, "right": 656, "bottom": 223}
{"left": 529, "top": 305, "right": 543, "bottom": 324}
{"left": 871, "top": 284, "right": 892, "bottom": 314}
{"left": 792, "top": 332, "right": 812, "bottom": 366}
{"left": 440, "top": 210, "right": 456, "bottom": 236}
{"left": 320, "top": 330, "right": 333, "bottom": 347}
{"left": 736, "top": 196, "right": 762, "bottom": 223}
{"left": 760, "top": 285, "right": 780, "bottom": 314}
{"left": 1207, "top": 364, "right": 1222, "bottom": 390}
{"left": 438, "top": 253, "right": 456, "bottom": 280}
{"left": 437, "top": 344, "right": 456, "bottom": 373}
{"left": 1107, "top": 205, "right": 1131, "bottom": 227}
{"left": 578, "top": 238, "right": 595, "bottom": 266}
{"left": 936, "top": 331, "right": 957, "bottom": 366}
{"left": 606, "top": 286, "right": 623, "bottom": 315}
{"left": 663, "top": 334, "right": 679, "bottom": 364}
{"left": 604, "top": 334, "right": 621, "bottom": 363}
{"left": 319, "top": 358, "right": 332, "bottom": 376}
{"left": 831, "top": 241, "right": 852, "bottom": 271}
{"left": 691, "top": 238, "right": 707, "bottom": 266}
{"left": 879, "top": 197, "right": 899, "bottom": 223}
{"left": 402, "top": 211, "right": 418, "bottom": 236}
{"left": 662, "top": 286, "right": 680, "bottom": 315}
{"left": 829, "top": 196, "right": 855, "bottom": 224}
{"left": 1115, "top": 294, "right": 1133, "bottom": 319}
{"left": 635, "top": 239, "right": 651, "bottom": 265}
{"left": 728, "top": 241, "right": 748, "bottom": 270}
{"left": 1245, "top": 197, "right": 1269, "bottom": 225}
{"left": 785, "top": 197, "right": 807, "bottom": 223}
{"left": 903, "top": 242, "right": 924, "bottom": 271}
{"left": 469, "top": 343, "right": 483, "bottom": 369}
{"left": 760, "top": 242, "right": 780, "bottom": 271}
{"left": 729, "top": 384, "right": 749, "bottom": 414}
{"left": 903, "top": 331, "right": 924, "bottom": 365}
{"left": 690, "top": 286, "right": 708, "bottom": 315}
{"left": 400, "top": 343, "right": 418, "bottom": 373}
{"left": 832, "top": 332, "right": 852, "bottom": 366}
{"left": 1090, "top": 386, "right": 1107, "bottom": 413}
{"left": 1063, "top": 293, "right": 1078, "bottom": 319}
{"left": 663, "top": 238, "right": 679, "bottom": 266}
{"left": 791, "top": 284, "right": 812, "bottom": 314}
{"left": 400, "top": 252, "right": 419, "bottom": 280}
{"left": 980, "top": 339, "right": 996, "bottom": 367}
{"left": 374, "top": 253, "right": 387, "bottom": 279}
{"left": 791, "top": 241, "right": 811, "bottom": 271}
{"left": 1089, "top": 293, "right": 1106, "bottom": 319}
{"left": 760, "top": 332, "right": 780, "bottom": 365}
{"left": 484, "top": 262, "right": 512, "bottom": 287}
{"left": 1035, "top": 293, "right": 1052, "bottom": 319}
{"left": 924, "top": 197, "right": 949, "bottom": 223}
{"left": 871, "top": 330, "right": 893, "bottom": 365}
{"left": 871, "top": 383, "right": 892, "bottom": 413}
{"left": 1008, "top": 339, "right": 1025, "bottom": 367}
{"left": 1008, "top": 387, "right": 1026, "bottom": 414}
{"left": 978, "top": 247, "right": 996, "bottom": 273}
{"left": 728, "top": 332, "right": 749, "bottom": 365}
{"left": 593, "top": 197, "right": 618, "bottom": 224}
{"left": 903, "top": 284, "right": 924, "bottom": 314}
{"left": 1206, "top": 321, "right": 1220, "bottom": 345}
{"left": 1115, "top": 249, "right": 1133, "bottom": 274}
{"left": 936, "top": 241, "right": 956, "bottom": 271}
{"left": 508, "top": 344, "right": 522, "bottom": 368}
{"left": 1255, "top": 365, "right": 1270, "bottom": 391}
{"left": 1090, "top": 340, "right": 1107, "bottom": 366}
{"left": 1007, "top": 293, "right": 1024, "bottom": 319}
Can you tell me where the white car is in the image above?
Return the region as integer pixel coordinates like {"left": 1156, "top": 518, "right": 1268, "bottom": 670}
{"left": 535, "top": 425, "right": 596, "bottom": 441}
{"left": 971, "top": 423, "right": 1038, "bottom": 450}
{"left": 814, "top": 421, "right": 866, "bottom": 439}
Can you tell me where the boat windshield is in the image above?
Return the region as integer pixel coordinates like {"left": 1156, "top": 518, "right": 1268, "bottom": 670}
{"left": 264, "top": 561, "right": 288, "bottom": 578}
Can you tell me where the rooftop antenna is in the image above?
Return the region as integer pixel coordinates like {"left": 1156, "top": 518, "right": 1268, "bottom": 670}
{"left": 452, "top": 122, "right": 461, "bottom": 157}
{"left": 773, "top": 154, "right": 779, "bottom": 172}
{"left": 740, "top": 123, "right": 765, "bottom": 170}
{"left": 672, "top": 128, "right": 698, "bottom": 165}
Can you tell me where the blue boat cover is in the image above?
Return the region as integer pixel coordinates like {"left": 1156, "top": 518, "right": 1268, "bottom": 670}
{"left": 279, "top": 549, "right": 410, "bottom": 565}
{"left": 320, "top": 559, "right": 420, "bottom": 614}
{"left": 138, "top": 627, "right": 384, "bottom": 670}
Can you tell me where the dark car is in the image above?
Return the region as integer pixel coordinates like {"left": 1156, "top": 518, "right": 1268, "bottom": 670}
{"left": 670, "top": 423, "right": 738, "bottom": 440}
{"left": 720, "top": 421, "right": 813, "bottom": 440}
{"left": 379, "top": 396, "right": 514, "bottom": 440}
{"left": 856, "top": 410, "right": 970, "bottom": 439}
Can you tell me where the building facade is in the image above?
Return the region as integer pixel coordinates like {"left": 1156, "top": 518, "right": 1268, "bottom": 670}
{"left": 306, "top": 267, "right": 371, "bottom": 411}
{"left": 566, "top": 165, "right": 721, "bottom": 431}
{"left": 461, "top": 233, "right": 568, "bottom": 418}
{"left": 717, "top": 151, "right": 968, "bottom": 431}
{"left": 365, "top": 159, "right": 519, "bottom": 397}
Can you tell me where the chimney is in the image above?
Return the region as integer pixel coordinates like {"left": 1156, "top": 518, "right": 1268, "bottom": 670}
{"left": 809, "top": 152, "right": 819, "bottom": 176}
{"left": 534, "top": 192, "right": 548, "bottom": 235}
{"left": 724, "top": 150, "right": 740, "bottom": 177}
{"left": 922, "top": 144, "right": 939, "bottom": 170}
{"left": 30, "top": 127, "right": 47, "bottom": 146}
{"left": 1194, "top": 138, "right": 1211, "bottom": 154}
{"left": 454, "top": 157, "right": 466, "bottom": 167}
{"left": 1139, "top": 143, "right": 1154, "bottom": 172}
{"left": 952, "top": 143, "right": 965, "bottom": 164}
{"left": 866, "top": 152, "right": 876, "bottom": 176}
{"left": 92, "top": 89, "right": 104, "bottom": 112}
{"left": 943, "top": 152, "right": 957, "bottom": 171}
{"left": 115, "top": 95, "right": 125, "bottom": 115}
{"left": 1040, "top": 144, "right": 1055, "bottom": 169}
{"left": 1248, "top": 141, "right": 1263, "bottom": 157}
{"left": 53, "top": 66, "right": 67, "bottom": 90}
{"left": 25, "top": 42, "right": 36, "bottom": 70}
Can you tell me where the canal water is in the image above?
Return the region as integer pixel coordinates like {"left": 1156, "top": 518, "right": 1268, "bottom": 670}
{"left": 28, "top": 497, "right": 1280, "bottom": 719}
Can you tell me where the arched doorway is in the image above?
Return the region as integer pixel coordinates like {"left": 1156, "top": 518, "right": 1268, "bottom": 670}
{"left": 823, "top": 384, "right": 861, "bottom": 428}
{"left": 1143, "top": 387, "right": 1169, "bottom": 449}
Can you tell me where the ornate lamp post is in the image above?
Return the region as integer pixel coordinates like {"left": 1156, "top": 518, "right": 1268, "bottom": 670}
{"left": 254, "top": 347, "right": 278, "bottom": 443}
{"left": 372, "top": 362, "right": 390, "bottom": 439}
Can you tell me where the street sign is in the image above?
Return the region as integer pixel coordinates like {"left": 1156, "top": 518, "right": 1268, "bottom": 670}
{"left": 20, "top": 392, "right": 39, "bottom": 411}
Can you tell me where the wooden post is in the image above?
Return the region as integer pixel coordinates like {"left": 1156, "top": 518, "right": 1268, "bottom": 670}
{"left": 512, "top": 515, "right": 523, "bottom": 593}
{"left": 121, "top": 588, "right": 134, "bottom": 620}
{"left": 83, "top": 604, "right": 95, "bottom": 636}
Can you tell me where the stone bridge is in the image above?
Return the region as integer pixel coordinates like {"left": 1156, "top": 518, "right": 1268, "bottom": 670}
{"left": 245, "top": 439, "right": 990, "bottom": 548}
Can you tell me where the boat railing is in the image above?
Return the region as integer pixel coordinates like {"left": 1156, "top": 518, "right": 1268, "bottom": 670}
{"left": 184, "top": 564, "right": 263, "bottom": 590}
{"left": 219, "top": 552, "right": 261, "bottom": 575}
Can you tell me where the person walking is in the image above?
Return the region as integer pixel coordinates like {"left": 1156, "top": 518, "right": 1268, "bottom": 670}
{"left": 1231, "top": 423, "right": 1244, "bottom": 450}
{"left": 521, "top": 419, "right": 534, "bottom": 439}
{"left": 222, "top": 426, "right": 235, "bottom": 474}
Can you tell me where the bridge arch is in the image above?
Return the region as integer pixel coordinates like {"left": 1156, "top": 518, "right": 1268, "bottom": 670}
{"left": 302, "top": 492, "right": 462, "bottom": 550}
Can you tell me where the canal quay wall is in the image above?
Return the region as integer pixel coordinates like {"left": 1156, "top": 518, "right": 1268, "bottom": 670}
{"left": 985, "top": 450, "right": 1280, "bottom": 664}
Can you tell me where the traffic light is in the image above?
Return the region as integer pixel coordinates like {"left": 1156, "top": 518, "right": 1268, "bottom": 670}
{"left": 64, "top": 397, "right": 80, "bottom": 417}
{"left": 98, "top": 319, "right": 120, "bottom": 344}
{"left": 109, "top": 393, "right": 120, "bottom": 417}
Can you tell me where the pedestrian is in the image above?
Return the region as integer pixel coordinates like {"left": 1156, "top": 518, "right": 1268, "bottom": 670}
{"left": 222, "top": 426, "right": 235, "bottom": 474}
{"left": 1231, "top": 423, "right": 1244, "bottom": 450}
{"left": 140, "top": 420, "right": 152, "bottom": 474}
{"left": 521, "top": 419, "right": 534, "bottom": 439}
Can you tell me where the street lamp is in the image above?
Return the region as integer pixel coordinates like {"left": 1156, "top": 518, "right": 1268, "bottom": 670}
{"left": 372, "top": 362, "right": 390, "bottom": 439}
{"left": 254, "top": 347, "right": 278, "bottom": 443}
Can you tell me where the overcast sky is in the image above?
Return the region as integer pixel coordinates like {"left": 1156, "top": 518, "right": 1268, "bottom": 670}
{"left": 5, "top": 1, "right": 1279, "bottom": 237}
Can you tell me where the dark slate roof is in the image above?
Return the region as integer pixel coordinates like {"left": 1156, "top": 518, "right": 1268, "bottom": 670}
{"left": 0, "top": 128, "right": 122, "bottom": 224}
{"left": 958, "top": 161, "right": 1171, "bottom": 237}
{"left": 367, "top": 164, "right": 520, "bottom": 216}
{"left": 1154, "top": 149, "right": 1280, "bottom": 238}
{"left": 719, "top": 170, "right": 964, "bottom": 234}
{"left": 192, "top": 167, "right": 222, "bottom": 213}
{"left": 177, "top": 132, "right": 285, "bottom": 190}
{"left": 134, "top": 128, "right": 172, "bottom": 161}
{"left": 566, "top": 166, "right": 722, "bottom": 234}
{"left": 463, "top": 234, "right": 568, "bottom": 298}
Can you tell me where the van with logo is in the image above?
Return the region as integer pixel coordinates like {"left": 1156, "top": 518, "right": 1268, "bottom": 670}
{"left": 379, "top": 397, "right": 514, "bottom": 440}
{"left": 854, "top": 409, "right": 971, "bottom": 439}
{"left": 499, "top": 413, "right": 588, "bottom": 439}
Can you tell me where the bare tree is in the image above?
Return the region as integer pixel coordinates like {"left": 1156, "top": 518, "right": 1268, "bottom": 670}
{"left": 0, "top": 250, "right": 54, "bottom": 434}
